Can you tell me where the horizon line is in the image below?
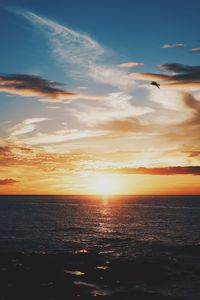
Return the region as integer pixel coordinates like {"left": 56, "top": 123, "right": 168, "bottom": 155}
{"left": 0, "top": 194, "right": 199, "bottom": 197}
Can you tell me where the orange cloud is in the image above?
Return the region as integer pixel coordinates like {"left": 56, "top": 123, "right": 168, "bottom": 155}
{"left": 118, "top": 62, "right": 144, "bottom": 68}
{"left": 100, "top": 166, "right": 200, "bottom": 176}
{"left": 96, "top": 117, "right": 148, "bottom": 132}
{"left": 0, "top": 178, "right": 19, "bottom": 185}
{"left": 127, "top": 72, "right": 169, "bottom": 81}
{"left": 0, "top": 142, "right": 92, "bottom": 171}
{"left": 164, "top": 82, "right": 200, "bottom": 88}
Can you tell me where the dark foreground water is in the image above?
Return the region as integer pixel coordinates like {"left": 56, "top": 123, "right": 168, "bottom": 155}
{"left": 0, "top": 195, "right": 200, "bottom": 299}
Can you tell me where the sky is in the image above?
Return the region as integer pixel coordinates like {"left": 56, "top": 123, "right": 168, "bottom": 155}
{"left": 0, "top": 0, "right": 200, "bottom": 195}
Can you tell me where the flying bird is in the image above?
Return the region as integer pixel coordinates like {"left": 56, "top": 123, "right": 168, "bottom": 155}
{"left": 151, "top": 81, "right": 160, "bottom": 88}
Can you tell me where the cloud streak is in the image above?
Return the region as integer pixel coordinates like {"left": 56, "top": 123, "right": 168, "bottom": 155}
{"left": 99, "top": 166, "right": 200, "bottom": 176}
{"left": 8, "top": 118, "right": 49, "bottom": 136}
{"left": 17, "top": 10, "right": 134, "bottom": 88}
{"left": 19, "top": 10, "right": 104, "bottom": 66}
{"left": 161, "top": 43, "right": 185, "bottom": 49}
{"left": 21, "top": 129, "right": 108, "bottom": 146}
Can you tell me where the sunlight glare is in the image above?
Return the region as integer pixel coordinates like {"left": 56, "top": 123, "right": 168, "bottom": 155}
{"left": 93, "top": 174, "right": 118, "bottom": 195}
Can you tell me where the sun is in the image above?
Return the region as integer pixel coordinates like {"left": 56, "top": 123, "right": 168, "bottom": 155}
{"left": 92, "top": 174, "right": 118, "bottom": 196}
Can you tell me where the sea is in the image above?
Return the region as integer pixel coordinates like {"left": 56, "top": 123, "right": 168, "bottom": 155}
{"left": 0, "top": 195, "right": 200, "bottom": 299}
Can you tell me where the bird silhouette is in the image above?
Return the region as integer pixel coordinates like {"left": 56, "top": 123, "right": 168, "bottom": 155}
{"left": 151, "top": 81, "right": 160, "bottom": 88}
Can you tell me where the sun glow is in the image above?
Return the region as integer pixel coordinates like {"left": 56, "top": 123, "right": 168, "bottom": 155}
{"left": 92, "top": 174, "right": 118, "bottom": 195}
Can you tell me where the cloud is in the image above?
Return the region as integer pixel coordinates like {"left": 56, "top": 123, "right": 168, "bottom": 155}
{"left": 99, "top": 166, "right": 200, "bottom": 176}
{"left": 179, "top": 92, "right": 200, "bottom": 127}
{"left": 191, "top": 48, "right": 200, "bottom": 52}
{"left": 19, "top": 129, "right": 108, "bottom": 146}
{"left": 78, "top": 86, "right": 88, "bottom": 90}
{"left": 0, "top": 178, "right": 19, "bottom": 185}
{"left": 88, "top": 65, "right": 134, "bottom": 88}
{"left": 128, "top": 63, "right": 200, "bottom": 89}
{"left": 118, "top": 62, "right": 144, "bottom": 68}
{"left": 188, "top": 151, "right": 200, "bottom": 158}
{"left": 0, "top": 73, "right": 107, "bottom": 102}
{"left": 8, "top": 118, "right": 49, "bottom": 136}
{"left": 161, "top": 43, "right": 185, "bottom": 49}
{"left": 146, "top": 87, "right": 200, "bottom": 128}
{"left": 0, "top": 74, "right": 78, "bottom": 102}
{"left": 0, "top": 145, "right": 11, "bottom": 155}
{"left": 17, "top": 10, "right": 134, "bottom": 89}
{"left": 69, "top": 92, "right": 154, "bottom": 126}
{"left": 96, "top": 117, "right": 145, "bottom": 132}
{"left": 160, "top": 63, "right": 200, "bottom": 79}
{"left": 128, "top": 72, "right": 169, "bottom": 81}
{"left": 19, "top": 10, "right": 103, "bottom": 65}
{"left": 0, "top": 141, "right": 100, "bottom": 173}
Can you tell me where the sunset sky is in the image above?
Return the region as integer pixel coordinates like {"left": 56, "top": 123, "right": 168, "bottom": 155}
{"left": 0, "top": 0, "right": 200, "bottom": 195}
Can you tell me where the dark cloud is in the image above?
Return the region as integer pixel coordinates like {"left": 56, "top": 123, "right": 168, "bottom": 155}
{"left": 0, "top": 74, "right": 78, "bottom": 101}
{"left": 0, "top": 178, "right": 19, "bottom": 185}
{"left": 101, "top": 166, "right": 200, "bottom": 176}
{"left": 160, "top": 63, "right": 200, "bottom": 82}
{"left": 128, "top": 63, "right": 200, "bottom": 88}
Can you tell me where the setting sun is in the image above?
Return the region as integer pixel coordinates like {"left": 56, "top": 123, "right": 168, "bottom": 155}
{"left": 92, "top": 174, "right": 119, "bottom": 195}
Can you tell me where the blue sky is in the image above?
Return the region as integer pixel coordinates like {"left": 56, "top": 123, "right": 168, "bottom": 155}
{"left": 1, "top": 0, "right": 200, "bottom": 73}
{"left": 0, "top": 0, "right": 200, "bottom": 194}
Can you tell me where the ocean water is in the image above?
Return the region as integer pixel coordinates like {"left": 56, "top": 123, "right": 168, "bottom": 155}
{"left": 0, "top": 195, "right": 200, "bottom": 255}
{"left": 0, "top": 195, "right": 200, "bottom": 299}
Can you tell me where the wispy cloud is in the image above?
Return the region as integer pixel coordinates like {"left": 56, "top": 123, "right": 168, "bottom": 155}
{"left": 19, "top": 10, "right": 103, "bottom": 65}
{"left": 88, "top": 65, "right": 134, "bottom": 88}
{"left": 8, "top": 118, "right": 49, "bottom": 136}
{"left": 161, "top": 43, "right": 185, "bottom": 49}
{"left": 69, "top": 92, "right": 154, "bottom": 126}
{"left": 17, "top": 10, "right": 134, "bottom": 89}
{"left": 19, "top": 129, "right": 108, "bottom": 146}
